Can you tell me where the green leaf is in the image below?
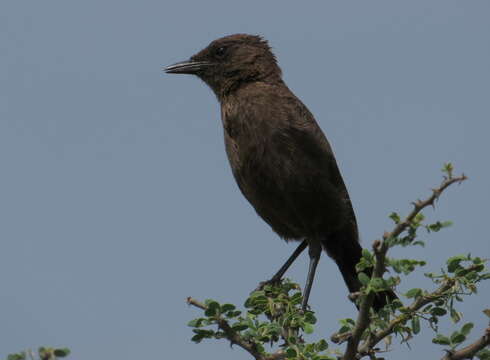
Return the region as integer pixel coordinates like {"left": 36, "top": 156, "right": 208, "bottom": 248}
{"left": 450, "top": 332, "right": 466, "bottom": 345}
{"left": 476, "top": 348, "right": 490, "bottom": 360}
{"left": 286, "top": 348, "right": 297, "bottom": 358}
{"left": 431, "top": 307, "right": 447, "bottom": 316}
{"left": 389, "top": 212, "right": 401, "bottom": 224}
{"left": 53, "top": 348, "right": 71, "bottom": 357}
{"left": 460, "top": 322, "right": 474, "bottom": 336}
{"left": 442, "top": 162, "right": 453, "bottom": 176}
{"left": 191, "top": 334, "right": 204, "bottom": 343}
{"left": 290, "top": 291, "right": 303, "bottom": 304}
{"left": 231, "top": 323, "right": 248, "bottom": 332}
{"left": 304, "top": 311, "right": 317, "bottom": 324}
{"left": 204, "top": 301, "right": 220, "bottom": 316}
{"left": 304, "top": 343, "right": 315, "bottom": 354}
{"left": 432, "top": 334, "right": 451, "bottom": 345}
{"left": 481, "top": 273, "right": 490, "bottom": 280}
{"left": 220, "top": 303, "right": 235, "bottom": 312}
{"left": 226, "top": 310, "right": 241, "bottom": 318}
{"left": 7, "top": 354, "right": 26, "bottom": 360}
{"left": 472, "top": 257, "right": 483, "bottom": 264}
{"left": 411, "top": 317, "right": 421, "bottom": 334}
{"left": 304, "top": 322, "right": 314, "bottom": 334}
{"left": 204, "top": 307, "right": 217, "bottom": 317}
{"left": 255, "top": 343, "right": 266, "bottom": 355}
{"left": 447, "top": 255, "right": 467, "bottom": 273}
{"left": 315, "top": 339, "right": 328, "bottom": 351}
{"left": 362, "top": 248, "right": 373, "bottom": 261}
{"left": 188, "top": 318, "right": 206, "bottom": 327}
{"left": 405, "top": 288, "right": 422, "bottom": 298}
{"left": 358, "top": 272, "right": 370, "bottom": 285}
{"left": 338, "top": 325, "right": 351, "bottom": 334}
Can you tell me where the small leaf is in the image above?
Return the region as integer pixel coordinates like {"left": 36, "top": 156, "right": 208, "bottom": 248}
{"left": 358, "top": 272, "right": 370, "bottom": 285}
{"left": 405, "top": 288, "right": 422, "bottom": 298}
{"left": 315, "top": 339, "right": 328, "bottom": 351}
{"left": 304, "top": 323, "right": 314, "bottom": 334}
{"left": 450, "top": 332, "right": 466, "bottom": 345}
{"left": 7, "top": 355, "right": 26, "bottom": 360}
{"left": 431, "top": 307, "right": 447, "bottom": 316}
{"left": 290, "top": 292, "right": 303, "bottom": 304}
{"left": 338, "top": 325, "right": 350, "bottom": 334}
{"left": 447, "top": 255, "right": 467, "bottom": 273}
{"left": 231, "top": 323, "right": 248, "bottom": 332}
{"left": 220, "top": 303, "right": 236, "bottom": 312}
{"left": 188, "top": 318, "right": 205, "bottom": 327}
{"left": 432, "top": 334, "right": 451, "bottom": 345}
{"left": 286, "top": 348, "right": 297, "bottom": 358}
{"left": 472, "top": 257, "right": 483, "bottom": 264}
{"left": 460, "top": 322, "right": 474, "bottom": 336}
{"left": 476, "top": 348, "right": 490, "bottom": 360}
{"left": 304, "top": 311, "right": 317, "bottom": 324}
{"left": 191, "top": 334, "right": 203, "bottom": 343}
{"left": 411, "top": 317, "right": 421, "bottom": 334}
{"left": 53, "top": 348, "right": 71, "bottom": 358}
{"left": 389, "top": 212, "right": 401, "bottom": 224}
{"left": 362, "top": 248, "right": 373, "bottom": 261}
{"left": 204, "top": 307, "right": 217, "bottom": 317}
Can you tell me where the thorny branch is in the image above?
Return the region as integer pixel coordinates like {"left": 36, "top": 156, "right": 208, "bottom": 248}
{"left": 342, "top": 239, "right": 388, "bottom": 360}
{"left": 186, "top": 297, "right": 286, "bottom": 360}
{"left": 187, "top": 172, "right": 473, "bottom": 360}
{"left": 440, "top": 325, "right": 490, "bottom": 360}
{"left": 341, "top": 173, "right": 467, "bottom": 360}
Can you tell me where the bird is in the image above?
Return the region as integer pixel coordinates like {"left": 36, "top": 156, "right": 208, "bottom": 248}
{"left": 164, "top": 34, "right": 395, "bottom": 311}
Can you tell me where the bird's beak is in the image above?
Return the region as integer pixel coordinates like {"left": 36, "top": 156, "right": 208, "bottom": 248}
{"left": 163, "top": 60, "right": 212, "bottom": 74}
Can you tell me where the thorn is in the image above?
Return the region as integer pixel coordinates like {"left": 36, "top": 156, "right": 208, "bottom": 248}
{"left": 443, "top": 349, "right": 454, "bottom": 356}
{"left": 349, "top": 291, "right": 362, "bottom": 301}
{"left": 373, "top": 239, "right": 383, "bottom": 253}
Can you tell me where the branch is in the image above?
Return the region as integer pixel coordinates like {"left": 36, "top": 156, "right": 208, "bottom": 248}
{"left": 358, "top": 279, "right": 456, "bottom": 356}
{"left": 341, "top": 172, "right": 466, "bottom": 360}
{"left": 342, "top": 240, "right": 388, "bottom": 360}
{"left": 186, "top": 297, "right": 286, "bottom": 360}
{"left": 385, "top": 173, "right": 466, "bottom": 241}
{"left": 441, "top": 326, "right": 490, "bottom": 360}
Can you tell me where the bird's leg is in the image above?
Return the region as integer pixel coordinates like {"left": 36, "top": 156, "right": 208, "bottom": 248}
{"left": 301, "top": 240, "right": 322, "bottom": 311}
{"left": 255, "top": 240, "right": 307, "bottom": 291}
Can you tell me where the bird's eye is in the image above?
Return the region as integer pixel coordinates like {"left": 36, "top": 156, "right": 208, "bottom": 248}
{"left": 215, "top": 46, "right": 227, "bottom": 57}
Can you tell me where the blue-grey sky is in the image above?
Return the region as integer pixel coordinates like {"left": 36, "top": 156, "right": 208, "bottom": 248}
{"left": 1, "top": 1, "right": 489, "bottom": 359}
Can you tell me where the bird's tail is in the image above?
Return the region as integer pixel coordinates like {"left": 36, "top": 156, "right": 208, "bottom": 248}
{"left": 321, "top": 229, "right": 397, "bottom": 312}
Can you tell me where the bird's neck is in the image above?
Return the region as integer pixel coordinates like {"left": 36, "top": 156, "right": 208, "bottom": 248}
{"left": 215, "top": 75, "right": 284, "bottom": 102}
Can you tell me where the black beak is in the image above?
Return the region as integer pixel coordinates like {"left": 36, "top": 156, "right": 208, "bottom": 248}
{"left": 163, "top": 60, "right": 212, "bottom": 74}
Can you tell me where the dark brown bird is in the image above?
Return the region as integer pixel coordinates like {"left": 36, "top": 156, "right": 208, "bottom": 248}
{"left": 165, "top": 34, "right": 394, "bottom": 311}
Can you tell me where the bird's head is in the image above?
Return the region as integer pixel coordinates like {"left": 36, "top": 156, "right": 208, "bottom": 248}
{"left": 164, "top": 34, "right": 282, "bottom": 97}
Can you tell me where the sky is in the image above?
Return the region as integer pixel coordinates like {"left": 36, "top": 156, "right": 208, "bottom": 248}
{"left": 1, "top": 1, "right": 489, "bottom": 359}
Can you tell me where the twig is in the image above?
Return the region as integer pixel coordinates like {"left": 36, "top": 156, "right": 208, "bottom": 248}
{"left": 385, "top": 174, "right": 466, "bottom": 242}
{"left": 187, "top": 297, "right": 286, "bottom": 360}
{"left": 441, "top": 326, "right": 490, "bottom": 360}
{"left": 357, "top": 279, "right": 455, "bottom": 356}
